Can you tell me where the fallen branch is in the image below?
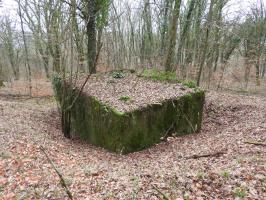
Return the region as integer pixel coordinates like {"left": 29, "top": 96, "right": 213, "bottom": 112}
{"left": 40, "top": 146, "right": 73, "bottom": 200}
{"left": 152, "top": 184, "right": 170, "bottom": 200}
{"left": 244, "top": 141, "right": 266, "bottom": 147}
{"left": 160, "top": 123, "right": 175, "bottom": 141}
{"left": 65, "top": 37, "right": 102, "bottom": 112}
{"left": 65, "top": 73, "right": 91, "bottom": 111}
{"left": 185, "top": 151, "right": 226, "bottom": 159}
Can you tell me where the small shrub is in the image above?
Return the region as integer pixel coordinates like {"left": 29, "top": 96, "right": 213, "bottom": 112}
{"left": 183, "top": 80, "right": 196, "bottom": 88}
{"left": 51, "top": 73, "right": 63, "bottom": 102}
{"left": 119, "top": 95, "right": 131, "bottom": 102}
{"left": 220, "top": 170, "right": 230, "bottom": 178}
{"left": 51, "top": 73, "right": 62, "bottom": 87}
{"left": 112, "top": 71, "right": 125, "bottom": 79}
{"left": 196, "top": 171, "right": 205, "bottom": 179}
{"left": 233, "top": 187, "right": 246, "bottom": 199}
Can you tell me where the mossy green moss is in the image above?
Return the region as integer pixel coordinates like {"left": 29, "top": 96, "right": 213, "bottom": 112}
{"left": 52, "top": 75, "right": 205, "bottom": 154}
{"left": 139, "top": 69, "right": 181, "bottom": 83}
{"left": 138, "top": 69, "right": 197, "bottom": 88}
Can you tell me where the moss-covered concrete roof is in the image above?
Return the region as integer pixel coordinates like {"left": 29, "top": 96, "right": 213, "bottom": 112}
{"left": 73, "top": 71, "right": 197, "bottom": 112}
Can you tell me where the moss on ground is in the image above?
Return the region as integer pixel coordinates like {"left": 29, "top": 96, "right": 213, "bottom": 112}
{"left": 139, "top": 69, "right": 181, "bottom": 83}
{"left": 138, "top": 69, "right": 197, "bottom": 88}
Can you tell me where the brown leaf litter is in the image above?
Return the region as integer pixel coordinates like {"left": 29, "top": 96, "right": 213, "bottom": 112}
{"left": 0, "top": 90, "right": 265, "bottom": 199}
{"left": 73, "top": 73, "right": 194, "bottom": 112}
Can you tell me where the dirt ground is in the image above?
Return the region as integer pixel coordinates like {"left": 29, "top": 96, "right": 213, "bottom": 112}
{"left": 0, "top": 84, "right": 265, "bottom": 199}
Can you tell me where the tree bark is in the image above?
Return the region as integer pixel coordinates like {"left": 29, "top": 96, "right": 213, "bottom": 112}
{"left": 177, "top": 0, "right": 196, "bottom": 77}
{"left": 255, "top": 59, "right": 260, "bottom": 86}
{"left": 87, "top": 0, "right": 97, "bottom": 74}
{"left": 164, "top": 0, "right": 182, "bottom": 72}
{"left": 72, "top": 0, "right": 85, "bottom": 72}
{"left": 196, "top": 0, "right": 215, "bottom": 86}
{"left": 262, "top": 62, "right": 266, "bottom": 78}
{"left": 5, "top": 20, "right": 19, "bottom": 80}
{"left": 160, "top": 0, "right": 170, "bottom": 56}
{"left": 244, "top": 58, "right": 251, "bottom": 89}
{"left": 18, "top": 0, "right": 32, "bottom": 95}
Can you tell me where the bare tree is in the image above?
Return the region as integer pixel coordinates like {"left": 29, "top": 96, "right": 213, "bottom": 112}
{"left": 164, "top": 0, "right": 182, "bottom": 72}
{"left": 18, "top": 0, "right": 32, "bottom": 95}
{"left": 196, "top": 0, "right": 215, "bottom": 86}
{"left": 0, "top": 18, "right": 20, "bottom": 80}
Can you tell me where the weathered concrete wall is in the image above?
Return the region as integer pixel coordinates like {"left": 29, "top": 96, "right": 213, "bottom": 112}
{"left": 52, "top": 75, "right": 205, "bottom": 154}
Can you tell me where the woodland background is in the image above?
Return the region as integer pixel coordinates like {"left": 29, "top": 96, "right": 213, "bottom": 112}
{"left": 0, "top": 0, "right": 265, "bottom": 95}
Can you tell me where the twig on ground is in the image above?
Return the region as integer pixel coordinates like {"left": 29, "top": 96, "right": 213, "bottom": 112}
{"left": 185, "top": 150, "right": 226, "bottom": 159}
{"left": 152, "top": 184, "right": 170, "bottom": 200}
{"left": 244, "top": 141, "right": 266, "bottom": 147}
{"left": 65, "top": 74, "right": 91, "bottom": 111}
{"left": 40, "top": 145, "right": 73, "bottom": 200}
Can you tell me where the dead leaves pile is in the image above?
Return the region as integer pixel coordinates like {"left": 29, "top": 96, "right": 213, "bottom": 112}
{"left": 0, "top": 91, "right": 265, "bottom": 199}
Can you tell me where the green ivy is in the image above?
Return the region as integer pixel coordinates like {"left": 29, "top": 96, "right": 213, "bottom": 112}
{"left": 112, "top": 71, "right": 125, "bottom": 79}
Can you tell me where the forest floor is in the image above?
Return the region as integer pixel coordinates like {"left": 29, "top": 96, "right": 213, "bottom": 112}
{"left": 0, "top": 84, "right": 266, "bottom": 199}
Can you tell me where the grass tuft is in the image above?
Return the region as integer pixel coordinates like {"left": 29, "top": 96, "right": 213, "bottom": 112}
{"left": 196, "top": 171, "right": 206, "bottom": 179}
{"left": 220, "top": 170, "right": 230, "bottom": 178}
{"left": 119, "top": 95, "right": 131, "bottom": 102}
{"left": 233, "top": 187, "right": 246, "bottom": 198}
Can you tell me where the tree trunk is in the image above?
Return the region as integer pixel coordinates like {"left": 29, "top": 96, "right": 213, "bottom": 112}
{"left": 255, "top": 59, "right": 260, "bottom": 86}
{"left": 164, "top": 0, "right": 182, "bottom": 72}
{"left": 191, "top": 1, "right": 206, "bottom": 78}
{"left": 61, "top": 83, "right": 72, "bottom": 139}
{"left": 177, "top": 0, "right": 196, "bottom": 77}
{"left": 217, "top": 62, "right": 226, "bottom": 90}
{"left": 244, "top": 58, "right": 251, "bottom": 89}
{"left": 5, "top": 20, "right": 19, "bottom": 80}
{"left": 43, "top": 54, "right": 50, "bottom": 79}
{"left": 196, "top": 0, "right": 215, "bottom": 86}
{"left": 141, "top": 0, "right": 153, "bottom": 66}
{"left": 18, "top": 0, "right": 32, "bottom": 95}
{"left": 262, "top": 62, "right": 266, "bottom": 78}
{"left": 87, "top": 0, "right": 97, "bottom": 74}
{"left": 160, "top": 0, "right": 170, "bottom": 56}
{"left": 72, "top": 0, "right": 85, "bottom": 72}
